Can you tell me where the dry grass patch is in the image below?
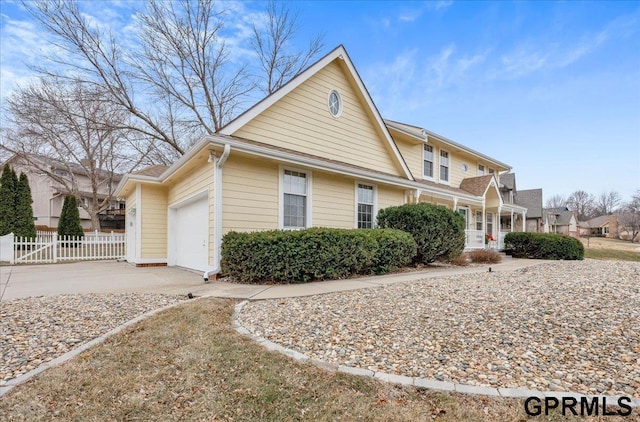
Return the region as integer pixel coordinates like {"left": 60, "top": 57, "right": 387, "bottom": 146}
{"left": 0, "top": 298, "right": 632, "bottom": 421}
{"left": 467, "top": 249, "right": 502, "bottom": 264}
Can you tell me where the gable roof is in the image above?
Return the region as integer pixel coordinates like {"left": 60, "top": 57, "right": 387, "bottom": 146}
{"left": 515, "top": 189, "right": 542, "bottom": 218}
{"left": 459, "top": 175, "right": 496, "bottom": 196}
{"left": 218, "top": 45, "right": 413, "bottom": 181}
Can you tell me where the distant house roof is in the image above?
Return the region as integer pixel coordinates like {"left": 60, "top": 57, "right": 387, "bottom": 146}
{"left": 543, "top": 208, "right": 575, "bottom": 226}
{"left": 7, "top": 153, "right": 122, "bottom": 181}
{"left": 515, "top": 189, "right": 542, "bottom": 218}
{"left": 499, "top": 173, "right": 516, "bottom": 191}
{"left": 132, "top": 165, "right": 169, "bottom": 177}
{"left": 459, "top": 175, "right": 495, "bottom": 196}
{"left": 583, "top": 215, "right": 613, "bottom": 228}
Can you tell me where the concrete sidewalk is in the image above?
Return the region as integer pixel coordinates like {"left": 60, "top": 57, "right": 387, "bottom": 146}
{"left": 1, "top": 258, "right": 549, "bottom": 302}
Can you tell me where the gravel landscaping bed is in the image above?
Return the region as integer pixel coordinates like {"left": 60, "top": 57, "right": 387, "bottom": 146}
{"left": 0, "top": 293, "right": 185, "bottom": 384}
{"left": 239, "top": 259, "right": 640, "bottom": 397}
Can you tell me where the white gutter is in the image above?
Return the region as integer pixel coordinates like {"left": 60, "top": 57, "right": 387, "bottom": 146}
{"left": 203, "top": 144, "right": 230, "bottom": 282}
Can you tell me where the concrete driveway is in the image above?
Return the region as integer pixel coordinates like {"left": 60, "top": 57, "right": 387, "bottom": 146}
{"left": 1, "top": 258, "right": 549, "bottom": 302}
{"left": 0, "top": 261, "right": 264, "bottom": 302}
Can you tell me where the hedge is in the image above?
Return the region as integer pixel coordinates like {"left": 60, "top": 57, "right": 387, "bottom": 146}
{"left": 221, "top": 227, "right": 416, "bottom": 284}
{"left": 377, "top": 203, "right": 465, "bottom": 264}
{"left": 504, "top": 232, "right": 584, "bottom": 260}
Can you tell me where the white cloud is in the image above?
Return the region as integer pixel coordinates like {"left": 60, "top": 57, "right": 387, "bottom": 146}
{"left": 498, "top": 12, "right": 638, "bottom": 79}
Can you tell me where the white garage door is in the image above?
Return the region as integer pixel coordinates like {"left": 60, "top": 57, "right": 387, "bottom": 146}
{"left": 175, "top": 196, "right": 209, "bottom": 271}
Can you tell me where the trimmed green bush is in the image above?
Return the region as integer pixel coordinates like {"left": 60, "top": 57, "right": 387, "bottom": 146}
{"left": 221, "top": 227, "right": 416, "bottom": 283}
{"left": 58, "top": 194, "right": 85, "bottom": 238}
{"left": 361, "top": 228, "right": 417, "bottom": 274}
{"left": 377, "top": 203, "right": 465, "bottom": 264}
{"left": 504, "top": 232, "right": 584, "bottom": 260}
{"left": 0, "top": 164, "right": 18, "bottom": 236}
{"left": 14, "top": 173, "right": 37, "bottom": 239}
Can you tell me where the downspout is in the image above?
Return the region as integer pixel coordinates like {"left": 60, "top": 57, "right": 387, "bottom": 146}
{"left": 203, "top": 144, "right": 230, "bottom": 282}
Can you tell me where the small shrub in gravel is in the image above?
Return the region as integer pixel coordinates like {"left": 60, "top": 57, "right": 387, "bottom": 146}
{"left": 468, "top": 249, "right": 502, "bottom": 264}
{"left": 377, "top": 203, "right": 465, "bottom": 264}
{"left": 449, "top": 253, "right": 470, "bottom": 266}
{"left": 221, "top": 228, "right": 416, "bottom": 283}
{"left": 504, "top": 232, "right": 584, "bottom": 260}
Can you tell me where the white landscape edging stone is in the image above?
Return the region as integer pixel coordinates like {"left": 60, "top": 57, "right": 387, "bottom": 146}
{"left": 0, "top": 300, "right": 190, "bottom": 398}
{"left": 233, "top": 300, "right": 640, "bottom": 408}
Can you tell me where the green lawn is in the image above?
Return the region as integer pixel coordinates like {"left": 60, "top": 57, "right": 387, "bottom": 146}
{"left": 585, "top": 248, "right": 640, "bottom": 262}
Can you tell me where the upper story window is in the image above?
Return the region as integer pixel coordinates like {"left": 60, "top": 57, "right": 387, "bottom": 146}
{"left": 328, "top": 90, "right": 342, "bottom": 117}
{"left": 53, "top": 169, "right": 68, "bottom": 177}
{"left": 356, "top": 183, "right": 375, "bottom": 229}
{"left": 478, "top": 164, "right": 485, "bottom": 176}
{"left": 282, "top": 169, "right": 309, "bottom": 229}
{"left": 423, "top": 145, "right": 434, "bottom": 179}
{"left": 488, "top": 168, "right": 495, "bottom": 175}
{"left": 439, "top": 150, "right": 449, "bottom": 183}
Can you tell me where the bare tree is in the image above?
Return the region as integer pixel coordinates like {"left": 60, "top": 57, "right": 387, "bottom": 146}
{"left": 251, "top": 0, "right": 324, "bottom": 94}
{"left": 594, "top": 190, "right": 622, "bottom": 216}
{"left": 3, "top": 78, "right": 146, "bottom": 230}
{"left": 617, "top": 190, "right": 640, "bottom": 242}
{"left": 566, "top": 190, "right": 595, "bottom": 221}
{"left": 545, "top": 194, "right": 567, "bottom": 209}
{"left": 23, "top": 0, "right": 324, "bottom": 161}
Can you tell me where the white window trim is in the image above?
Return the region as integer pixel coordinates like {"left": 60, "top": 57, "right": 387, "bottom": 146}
{"left": 439, "top": 148, "right": 450, "bottom": 185}
{"left": 279, "top": 165, "right": 312, "bottom": 230}
{"left": 354, "top": 181, "right": 378, "bottom": 228}
{"left": 327, "top": 90, "right": 343, "bottom": 118}
{"left": 477, "top": 163, "right": 485, "bottom": 176}
{"left": 422, "top": 143, "right": 435, "bottom": 181}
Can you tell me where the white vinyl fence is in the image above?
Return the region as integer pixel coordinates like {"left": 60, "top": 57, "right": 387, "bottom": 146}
{"left": 0, "top": 232, "right": 125, "bottom": 265}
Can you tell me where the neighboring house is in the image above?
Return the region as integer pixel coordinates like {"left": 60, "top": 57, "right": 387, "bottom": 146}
{"left": 579, "top": 215, "right": 619, "bottom": 238}
{"left": 543, "top": 207, "right": 578, "bottom": 236}
{"left": 4, "top": 154, "right": 125, "bottom": 230}
{"left": 114, "top": 45, "right": 529, "bottom": 276}
{"left": 514, "top": 188, "right": 543, "bottom": 232}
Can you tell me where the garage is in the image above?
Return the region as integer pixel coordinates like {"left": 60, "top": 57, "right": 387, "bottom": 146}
{"left": 172, "top": 194, "right": 209, "bottom": 272}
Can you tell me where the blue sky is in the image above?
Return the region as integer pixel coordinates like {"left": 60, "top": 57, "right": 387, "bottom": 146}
{"left": 1, "top": 1, "right": 639, "bottom": 203}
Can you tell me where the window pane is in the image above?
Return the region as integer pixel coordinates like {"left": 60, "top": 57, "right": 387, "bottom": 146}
{"left": 424, "top": 161, "right": 433, "bottom": 178}
{"left": 358, "top": 203, "right": 373, "bottom": 229}
{"left": 440, "top": 165, "right": 448, "bottom": 181}
{"left": 284, "top": 170, "right": 306, "bottom": 195}
{"left": 284, "top": 194, "right": 305, "bottom": 228}
{"left": 357, "top": 184, "right": 374, "bottom": 204}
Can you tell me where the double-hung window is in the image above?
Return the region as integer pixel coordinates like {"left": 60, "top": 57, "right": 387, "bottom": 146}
{"left": 283, "top": 169, "right": 308, "bottom": 229}
{"left": 475, "top": 211, "right": 483, "bottom": 231}
{"left": 478, "top": 164, "right": 485, "bottom": 176}
{"left": 439, "top": 150, "right": 449, "bottom": 182}
{"left": 486, "top": 212, "right": 493, "bottom": 236}
{"left": 357, "top": 184, "right": 375, "bottom": 228}
{"left": 423, "top": 145, "right": 434, "bottom": 179}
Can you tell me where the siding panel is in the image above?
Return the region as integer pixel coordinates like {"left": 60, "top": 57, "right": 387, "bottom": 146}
{"left": 233, "top": 61, "right": 402, "bottom": 176}
{"left": 140, "top": 185, "right": 168, "bottom": 259}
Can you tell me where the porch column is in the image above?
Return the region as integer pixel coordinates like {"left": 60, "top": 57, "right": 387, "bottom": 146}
{"left": 482, "top": 202, "right": 486, "bottom": 233}
{"left": 453, "top": 197, "right": 458, "bottom": 210}
{"left": 497, "top": 205, "right": 501, "bottom": 237}
{"left": 510, "top": 210, "right": 514, "bottom": 232}
{"left": 522, "top": 210, "right": 526, "bottom": 231}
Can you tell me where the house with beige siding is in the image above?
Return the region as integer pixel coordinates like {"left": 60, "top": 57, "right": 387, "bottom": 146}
{"left": 115, "top": 45, "right": 530, "bottom": 279}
